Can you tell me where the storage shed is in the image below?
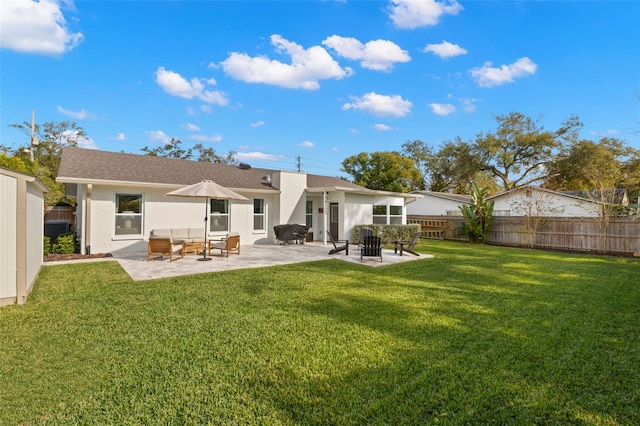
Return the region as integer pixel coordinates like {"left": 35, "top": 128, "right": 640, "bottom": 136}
{"left": 0, "top": 167, "right": 47, "bottom": 306}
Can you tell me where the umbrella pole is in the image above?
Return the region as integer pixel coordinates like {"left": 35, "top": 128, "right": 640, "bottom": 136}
{"left": 198, "top": 197, "right": 212, "bottom": 261}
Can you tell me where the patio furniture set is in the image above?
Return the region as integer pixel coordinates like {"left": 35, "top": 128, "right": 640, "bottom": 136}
{"left": 327, "top": 230, "right": 422, "bottom": 262}
{"left": 147, "top": 228, "right": 240, "bottom": 261}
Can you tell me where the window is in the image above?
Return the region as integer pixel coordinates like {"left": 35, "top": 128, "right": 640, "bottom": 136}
{"left": 253, "top": 199, "right": 265, "bottom": 231}
{"left": 390, "top": 205, "right": 403, "bottom": 225}
{"left": 210, "top": 199, "right": 229, "bottom": 233}
{"left": 372, "top": 205, "right": 387, "bottom": 224}
{"left": 115, "top": 193, "right": 143, "bottom": 236}
{"left": 372, "top": 204, "right": 403, "bottom": 224}
{"left": 306, "top": 200, "right": 313, "bottom": 228}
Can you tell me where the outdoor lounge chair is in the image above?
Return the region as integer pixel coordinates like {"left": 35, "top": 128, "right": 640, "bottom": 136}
{"left": 394, "top": 231, "right": 421, "bottom": 256}
{"left": 327, "top": 231, "right": 349, "bottom": 255}
{"left": 147, "top": 237, "right": 183, "bottom": 262}
{"left": 359, "top": 228, "right": 373, "bottom": 249}
{"left": 360, "top": 235, "right": 382, "bottom": 262}
{"left": 208, "top": 232, "right": 240, "bottom": 257}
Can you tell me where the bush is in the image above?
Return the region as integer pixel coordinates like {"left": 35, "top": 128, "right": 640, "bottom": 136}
{"left": 43, "top": 236, "right": 51, "bottom": 256}
{"left": 51, "top": 233, "right": 77, "bottom": 254}
{"left": 352, "top": 224, "right": 420, "bottom": 244}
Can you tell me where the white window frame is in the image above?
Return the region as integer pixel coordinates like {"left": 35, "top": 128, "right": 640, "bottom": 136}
{"left": 389, "top": 205, "right": 403, "bottom": 225}
{"left": 372, "top": 205, "right": 387, "bottom": 224}
{"left": 253, "top": 198, "right": 265, "bottom": 232}
{"left": 210, "top": 199, "right": 229, "bottom": 234}
{"left": 114, "top": 193, "right": 143, "bottom": 238}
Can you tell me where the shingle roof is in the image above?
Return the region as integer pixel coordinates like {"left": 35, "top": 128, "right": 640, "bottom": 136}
{"left": 411, "top": 190, "right": 471, "bottom": 203}
{"left": 57, "top": 147, "right": 366, "bottom": 192}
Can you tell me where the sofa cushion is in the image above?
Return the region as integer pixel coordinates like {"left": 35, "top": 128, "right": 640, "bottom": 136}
{"left": 151, "top": 228, "right": 172, "bottom": 238}
{"left": 171, "top": 228, "right": 190, "bottom": 241}
{"left": 188, "top": 228, "right": 205, "bottom": 242}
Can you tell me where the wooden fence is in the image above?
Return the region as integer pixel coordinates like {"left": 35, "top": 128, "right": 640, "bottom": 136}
{"left": 408, "top": 215, "right": 640, "bottom": 255}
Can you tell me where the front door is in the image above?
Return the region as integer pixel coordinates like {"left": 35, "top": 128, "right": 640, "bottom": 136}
{"left": 330, "top": 203, "right": 339, "bottom": 240}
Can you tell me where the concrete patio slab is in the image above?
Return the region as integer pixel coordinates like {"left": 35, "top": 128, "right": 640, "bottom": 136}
{"left": 46, "top": 242, "right": 432, "bottom": 281}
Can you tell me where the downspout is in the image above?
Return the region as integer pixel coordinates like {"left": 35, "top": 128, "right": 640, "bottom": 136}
{"left": 84, "top": 184, "right": 92, "bottom": 255}
{"left": 323, "top": 191, "right": 328, "bottom": 245}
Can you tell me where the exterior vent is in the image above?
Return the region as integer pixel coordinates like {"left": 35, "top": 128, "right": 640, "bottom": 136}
{"left": 238, "top": 163, "right": 251, "bottom": 170}
{"left": 261, "top": 174, "right": 272, "bottom": 182}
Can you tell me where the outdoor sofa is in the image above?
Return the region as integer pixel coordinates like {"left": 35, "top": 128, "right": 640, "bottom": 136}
{"left": 148, "top": 228, "right": 206, "bottom": 259}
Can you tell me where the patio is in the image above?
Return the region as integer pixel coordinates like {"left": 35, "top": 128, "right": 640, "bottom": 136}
{"left": 46, "top": 242, "right": 432, "bottom": 281}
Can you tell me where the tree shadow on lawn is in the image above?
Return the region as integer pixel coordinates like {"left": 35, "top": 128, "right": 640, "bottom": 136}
{"left": 277, "top": 261, "right": 639, "bottom": 424}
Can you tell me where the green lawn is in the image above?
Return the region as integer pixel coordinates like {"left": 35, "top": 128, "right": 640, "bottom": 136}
{"left": 1, "top": 240, "right": 638, "bottom": 425}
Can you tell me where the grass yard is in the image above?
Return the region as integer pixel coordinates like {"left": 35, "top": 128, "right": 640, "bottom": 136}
{"left": 1, "top": 240, "right": 639, "bottom": 425}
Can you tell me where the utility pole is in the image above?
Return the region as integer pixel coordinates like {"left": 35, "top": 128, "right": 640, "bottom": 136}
{"left": 30, "top": 109, "right": 39, "bottom": 161}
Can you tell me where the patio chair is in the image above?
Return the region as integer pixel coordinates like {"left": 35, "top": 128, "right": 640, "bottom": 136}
{"left": 360, "top": 235, "right": 382, "bottom": 262}
{"left": 359, "top": 228, "right": 373, "bottom": 249}
{"left": 327, "top": 231, "right": 349, "bottom": 255}
{"left": 394, "top": 231, "right": 421, "bottom": 256}
{"left": 208, "top": 232, "right": 240, "bottom": 257}
{"left": 147, "top": 237, "right": 183, "bottom": 262}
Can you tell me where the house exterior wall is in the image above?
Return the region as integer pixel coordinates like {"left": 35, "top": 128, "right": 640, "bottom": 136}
{"left": 271, "top": 171, "right": 307, "bottom": 225}
{"left": 407, "top": 195, "right": 467, "bottom": 216}
{"left": 491, "top": 189, "right": 599, "bottom": 217}
{"left": 79, "top": 184, "right": 280, "bottom": 254}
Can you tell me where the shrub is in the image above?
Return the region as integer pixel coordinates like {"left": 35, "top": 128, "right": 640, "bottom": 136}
{"left": 458, "top": 182, "right": 494, "bottom": 244}
{"left": 352, "top": 224, "right": 420, "bottom": 244}
{"left": 43, "top": 236, "right": 51, "bottom": 256}
{"left": 51, "top": 233, "right": 77, "bottom": 254}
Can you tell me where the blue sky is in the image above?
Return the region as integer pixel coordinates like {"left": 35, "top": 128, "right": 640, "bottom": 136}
{"left": 1, "top": 0, "right": 639, "bottom": 177}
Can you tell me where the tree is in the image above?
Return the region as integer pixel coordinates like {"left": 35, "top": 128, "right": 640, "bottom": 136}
{"left": 546, "top": 137, "right": 639, "bottom": 250}
{"left": 458, "top": 182, "right": 494, "bottom": 243}
{"left": 428, "top": 139, "right": 499, "bottom": 194}
{"left": 472, "top": 112, "right": 582, "bottom": 190}
{"left": 341, "top": 151, "right": 421, "bottom": 192}
{"left": 141, "top": 139, "right": 238, "bottom": 164}
{"left": 8, "top": 120, "right": 87, "bottom": 206}
{"left": 508, "top": 188, "right": 564, "bottom": 248}
{"left": 401, "top": 139, "right": 433, "bottom": 190}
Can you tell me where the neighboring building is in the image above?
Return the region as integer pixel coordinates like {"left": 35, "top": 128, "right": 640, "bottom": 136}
{"left": 407, "top": 191, "right": 471, "bottom": 216}
{"left": 57, "top": 148, "right": 420, "bottom": 255}
{"left": 488, "top": 186, "right": 604, "bottom": 217}
{"left": 0, "top": 167, "right": 47, "bottom": 306}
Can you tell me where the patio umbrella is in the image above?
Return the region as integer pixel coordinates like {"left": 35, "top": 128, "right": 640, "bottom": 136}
{"left": 166, "top": 180, "right": 248, "bottom": 261}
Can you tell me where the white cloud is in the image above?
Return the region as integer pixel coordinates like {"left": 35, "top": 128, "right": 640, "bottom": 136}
{"left": 146, "top": 130, "right": 171, "bottom": 144}
{"left": 182, "top": 122, "right": 200, "bottom": 131}
{"left": 77, "top": 135, "right": 97, "bottom": 149}
{"left": 0, "top": 0, "right": 83, "bottom": 55}
{"left": 331, "top": 147, "right": 340, "bottom": 152}
{"left": 200, "top": 105, "right": 212, "bottom": 114}
{"left": 155, "top": 67, "right": 229, "bottom": 105}
{"left": 343, "top": 92, "right": 412, "bottom": 117}
{"left": 188, "top": 134, "right": 223, "bottom": 143}
{"left": 57, "top": 105, "right": 91, "bottom": 119}
{"left": 299, "top": 141, "right": 314, "bottom": 148}
{"left": 250, "top": 120, "right": 265, "bottom": 128}
{"left": 388, "top": 0, "right": 463, "bottom": 30}
{"left": 234, "top": 151, "right": 285, "bottom": 162}
{"left": 430, "top": 103, "right": 456, "bottom": 115}
{"left": 349, "top": 128, "right": 360, "bottom": 134}
{"left": 116, "top": 133, "right": 126, "bottom": 140}
{"left": 186, "top": 106, "right": 196, "bottom": 116}
{"left": 470, "top": 57, "right": 537, "bottom": 88}
{"left": 460, "top": 98, "right": 478, "bottom": 113}
{"left": 422, "top": 40, "right": 467, "bottom": 59}
{"left": 322, "top": 36, "right": 410, "bottom": 71}
{"left": 221, "top": 34, "right": 353, "bottom": 89}
{"left": 373, "top": 123, "right": 392, "bottom": 131}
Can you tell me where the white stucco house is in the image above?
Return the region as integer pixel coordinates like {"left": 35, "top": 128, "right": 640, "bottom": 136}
{"left": 57, "top": 148, "right": 420, "bottom": 255}
{"left": 406, "top": 191, "right": 471, "bottom": 216}
{"left": 488, "top": 186, "right": 603, "bottom": 217}
{"left": 1, "top": 167, "right": 47, "bottom": 306}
